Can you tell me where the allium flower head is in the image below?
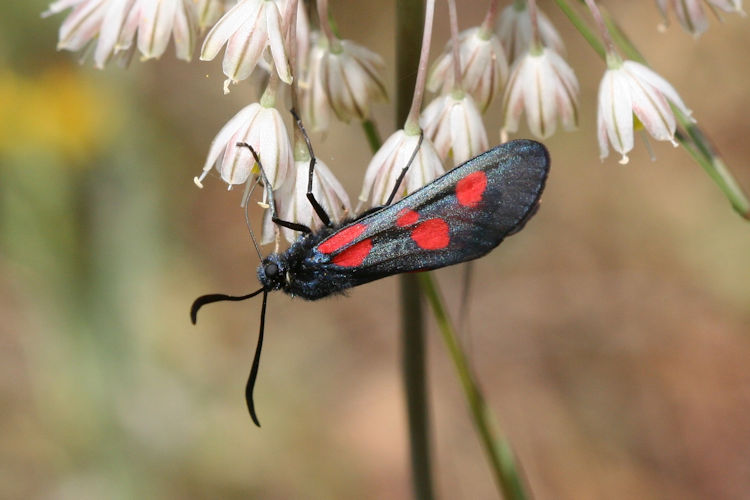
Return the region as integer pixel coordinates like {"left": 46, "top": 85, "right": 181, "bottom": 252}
{"left": 597, "top": 59, "right": 694, "bottom": 164}
{"left": 43, "top": 0, "right": 197, "bottom": 67}
{"left": 200, "top": 0, "right": 292, "bottom": 93}
{"left": 359, "top": 130, "right": 444, "bottom": 208}
{"left": 656, "top": 0, "right": 745, "bottom": 37}
{"left": 278, "top": 159, "right": 352, "bottom": 242}
{"left": 496, "top": 2, "right": 564, "bottom": 63}
{"left": 420, "top": 92, "right": 488, "bottom": 166}
{"left": 502, "top": 47, "right": 579, "bottom": 140}
{"left": 427, "top": 27, "right": 508, "bottom": 112}
{"left": 194, "top": 102, "right": 293, "bottom": 189}
{"left": 318, "top": 39, "right": 388, "bottom": 123}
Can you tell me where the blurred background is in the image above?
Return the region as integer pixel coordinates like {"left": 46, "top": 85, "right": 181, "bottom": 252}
{"left": 2, "top": 1, "right": 749, "bottom": 499}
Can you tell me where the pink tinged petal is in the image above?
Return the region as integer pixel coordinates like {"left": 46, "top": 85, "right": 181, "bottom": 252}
{"left": 57, "top": 0, "right": 108, "bottom": 51}
{"left": 623, "top": 61, "right": 693, "bottom": 120}
{"left": 116, "top": 1, "right": 141, "bottom": 50}
{"left": 674, "top": 0, "right": 709, "bottom": 35}
{"left": 138, "top": 0, "right": 180, "bottom": 60}
{"left": 602, "top": 69, "right": 634, "bottom": 161}
{"left": 316, "top": 161, "right": 352, "bottom": 222}
{"left": 374, "top": 135, "right": 412, "bottom": 205}
{"left": 196, "top": 104, "right": 261, "bottom": 186}
{"left": 708, "top": 0, "right": 745, "bottom": 13}
{"left": 501, "top": 60, "right": 526, "bottom": 133}
{"left": 548, "top": 52, "right": 579, "bottom": 131}
{"left": 450, "top": 102, "right": 472, "bottom": 165}
{"left": 406, "top": 138, "right": 443, "bottom": 195}
{"left": 264, "top": 2, "right": 292, "bottom": 84}
{"left": 222, "top": 8, "right": 266, "bottom": 85}
{"left": 260, "top": 205, "right": 276, "bottom": 245}
{"left": 360, "top": 130, "right": 404, "bottom": 204}
{"left": 342, "top": 60, "right": 374, "bottom": 119}
{"left": 92, "top": 0, "right": 133, "bottom": 67}
{"left": 303, "top": 47, "right": 332, "bottom": 131}
{"left": 523, "top": 55, "right": 557, "bottom": 139}
{"left": 427, "top": 52, "right": 452, "bottom": 92}
{"left": 200, "top": 0, "right": 261, "bottom": 60}
{"left": 627, "top": 73, "right": 676, "bottom": 144}
{"left": 172, "top": 0, "right": 197, "bottom": 61}
{"left": 43, "top": 0, "right": 85, "bottom": 17}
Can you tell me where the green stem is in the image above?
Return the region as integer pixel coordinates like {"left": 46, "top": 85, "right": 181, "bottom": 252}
{"left": 361, "top": 119, "right": 382, "bottom": 155}
{"left": 554, "top": 0, "right": 750, "bottom": 220}
{"left": 395, "top": 1, "right": 434, "bottom": 498}
{"left": 418, "top": 273, "right": 530, "bottom": 500}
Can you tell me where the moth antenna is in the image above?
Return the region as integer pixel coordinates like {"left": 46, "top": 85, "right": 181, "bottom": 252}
{"left": 290, "top": 107, "right": 332, "bottom": 227}
{"left": 384, "top": 130, "right": 424, "bottom": 206}
{"left": 242, "top": 175, "right": 263, "bottom": 261}
{"left": 190, "top": 288, "right": 265, "bottom": 325}
{"left": 236, "top": 142, "right": 313, "bottom": 234}
{"left": 245, "top": 289, "right": 268, "bottom": 427}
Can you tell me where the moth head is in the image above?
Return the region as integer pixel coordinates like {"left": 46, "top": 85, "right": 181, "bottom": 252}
{"left": 257, "top": 254, "right": 287, "bottom": 291}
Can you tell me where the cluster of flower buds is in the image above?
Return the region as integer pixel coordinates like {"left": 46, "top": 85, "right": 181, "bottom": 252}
{"left": 44, "top": 0, "right": 747, "bottom": 240}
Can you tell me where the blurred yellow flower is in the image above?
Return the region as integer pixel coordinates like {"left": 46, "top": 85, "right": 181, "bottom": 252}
{"left": 0, "top": 66, "right": 119, "bottom": 162}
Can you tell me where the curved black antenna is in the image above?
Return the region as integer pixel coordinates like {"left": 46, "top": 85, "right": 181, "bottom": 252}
{"left": 245, "top": 289, "right": 268, "bottom": 427}
{"left": 242, "top": 176, "right": 263, "bottom": 261}
{"left": 235, "top": 142, "right": 312, "bottom": 234}
{"left": 290, "top": 108, "right": 332, "bottom": 227}
{"left": 190, "top": 287, "right": 265, "bottom": 325}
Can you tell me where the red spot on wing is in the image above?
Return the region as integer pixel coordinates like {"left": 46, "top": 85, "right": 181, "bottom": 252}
{"left": 318, "top": 223, "right": 367, "bottom": 254}
{"left": 411, "top": 219, "right": 450, "bottom": 250}
{"left": 332, "top": 238, "right": 373, "bottom": 267}
{"left": 456, "top": 171, "right": 487, "bottom": 207}
{"left": 396, "top": 208, "right": 419, "bottom": 227}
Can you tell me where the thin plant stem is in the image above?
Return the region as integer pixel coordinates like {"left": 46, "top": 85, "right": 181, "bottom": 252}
{"left": 582, "top": 0, "right": 616, "bottom": 55}
{"left": 404, "top": 0, "right": 436, "bottom": 133}
{"left": 553, "top": 0, "right": 750, "bottom": 220}
{"left": 447, "top": 0, "right": 462, "bottom": 89}
{"left": 396, "top": 1, "right": 435, "bottom": 498}
{"left": 418, "top": 273, "right": 530, "bottom": 500}
{"left": 480, "top": 0, "right": 501, "bottom": 34}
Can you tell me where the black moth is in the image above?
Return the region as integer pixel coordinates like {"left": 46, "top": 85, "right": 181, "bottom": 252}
{"left": 192, "top": 118, "right": 550, "bottom": 426}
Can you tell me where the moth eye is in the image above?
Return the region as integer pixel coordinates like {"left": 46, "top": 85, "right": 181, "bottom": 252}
{"left": 265, "top": 262, "right": 279, "bottom": 278}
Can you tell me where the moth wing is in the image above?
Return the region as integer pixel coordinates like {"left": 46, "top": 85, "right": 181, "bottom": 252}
{"left": 315, "top": 140, "right": 550, "bottom": 286}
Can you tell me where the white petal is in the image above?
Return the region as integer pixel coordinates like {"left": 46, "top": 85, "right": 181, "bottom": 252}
{"left": 58, "top": 0, "right": 108, "bottom": 51}
{"left": 265, "top": 2, "right": 292, "bottom": 84}
{"left": 222, "top": 9, "right": 266, "bottom": 83}
{"left": 624, "top": 61, "right": 692, "bottom": 119}
{"left": 93, "top": 0, "right": 133, "bottom": 67}
{"left": 605, "top": 70, "right": 634, "bottom": 158}
{"left": 43, "top": 0, "right": 85, "bottom": 17}
{"left": 200, "top": 0, "right": 260, "bottom": 60}
{"left": 172, "top": 0, "right": 196, "bottom": 61}
{"left": 137, "top": 0, "right": 179, "bottom": 59}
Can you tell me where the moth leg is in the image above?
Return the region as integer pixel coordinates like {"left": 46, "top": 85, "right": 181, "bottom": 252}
{"left": 384, "top": 130, "right": 424, "bottom": 206}
{"left": 236, "top": 142, "right": 313, "bottom": 234}
{"left": 290, "top": 108, "right": 333, "bottom": 227}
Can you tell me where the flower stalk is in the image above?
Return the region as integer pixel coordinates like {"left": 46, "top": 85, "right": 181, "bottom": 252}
{"left": 418, "top": 272, "right": 529, "bottom": 500}
{"left": 396, "top": 1, "right": 434, "bottom": 497}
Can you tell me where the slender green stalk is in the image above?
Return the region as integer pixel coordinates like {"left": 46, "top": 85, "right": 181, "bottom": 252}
{"left": 418, "top": 273, "right": 530, "bottom": 500}
{"left": 396, "top": 1, "right": 434, "bottom": 498}
{"left": 361, "top": 119, "right": 382, "bottom": 155}
{"left": 554, "top": 0, "right": 750, "bottom": 220}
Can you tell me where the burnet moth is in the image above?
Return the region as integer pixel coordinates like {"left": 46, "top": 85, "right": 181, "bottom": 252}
{"left": 191, "top": 115, "right": 550, "bottom": 426}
